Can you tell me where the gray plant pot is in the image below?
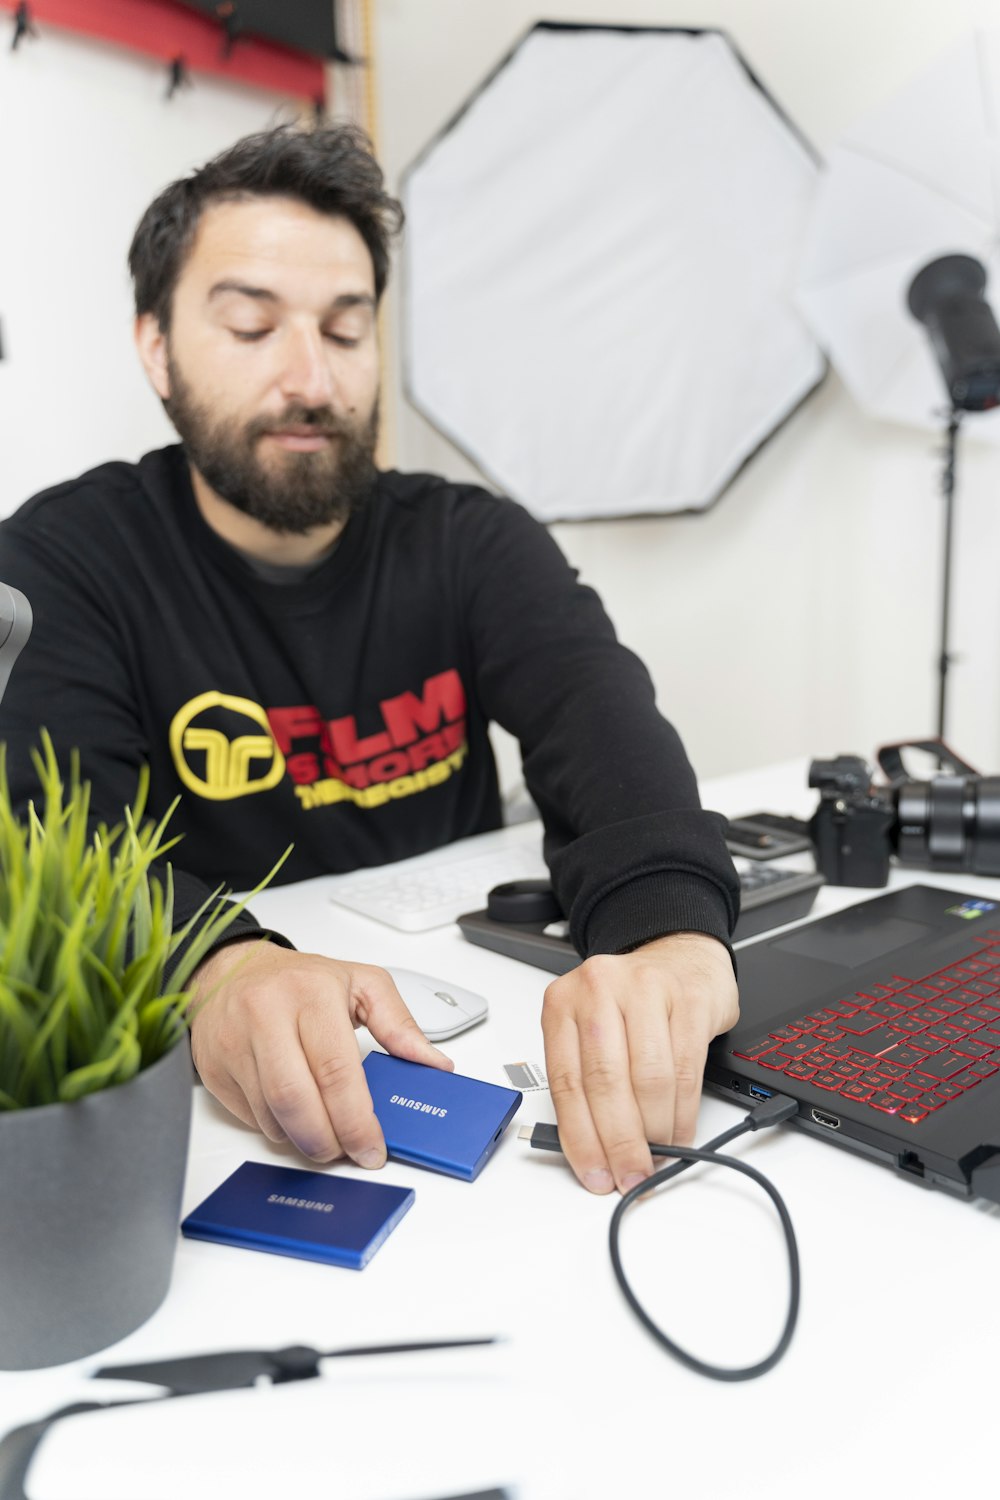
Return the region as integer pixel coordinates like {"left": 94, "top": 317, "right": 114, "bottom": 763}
{"left": 0, "top": 1039, "right": 193, "bottom": 1369}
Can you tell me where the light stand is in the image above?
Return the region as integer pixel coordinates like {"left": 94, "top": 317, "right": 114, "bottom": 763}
{"left": 908, "top": 254, "right": 1000, "bottom": 741}
{"left": 936, "top": 408, "right": 961, "bottom": 741}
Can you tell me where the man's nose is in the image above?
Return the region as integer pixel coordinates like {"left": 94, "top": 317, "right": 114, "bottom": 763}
{"left": 279, "top": 326, "right": 335, "bottom": 408}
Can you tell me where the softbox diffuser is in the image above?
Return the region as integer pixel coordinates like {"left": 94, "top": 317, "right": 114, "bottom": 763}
{"left": 403, "top": 23, "right": 824, "bottom": 521}
{"left": 796, "top": 28, "right": 1000, "bottom": 441}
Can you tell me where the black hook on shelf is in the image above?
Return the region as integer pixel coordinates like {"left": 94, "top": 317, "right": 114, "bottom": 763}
{"left": 215, "top": 1, "right": 242, "bottom": 61}
{"left": 165, "top": 55, "right": 192, "bottom": 100}
{"left": 10, "top": 3, "right": 38, "bottom": 52}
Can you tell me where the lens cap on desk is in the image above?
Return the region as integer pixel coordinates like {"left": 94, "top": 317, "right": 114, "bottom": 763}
{"left": 486, "top": 879, "right": 562, "bottom": 924}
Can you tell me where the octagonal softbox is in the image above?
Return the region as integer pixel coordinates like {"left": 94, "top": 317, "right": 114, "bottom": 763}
{"left": 402, "top": 23, "right": 825, "bottom": 520}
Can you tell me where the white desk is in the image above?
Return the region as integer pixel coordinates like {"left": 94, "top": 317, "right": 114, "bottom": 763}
{"left": 4, "top": 762, "right": 998, "bottom": 1499}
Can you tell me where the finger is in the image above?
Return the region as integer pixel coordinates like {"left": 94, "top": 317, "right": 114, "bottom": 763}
{"left": 665, "top": 1007, "right": 715, "bottom": 1146}
{"left": 222, "top": 1064, "right": 290, "bottom": 1143}
{"left": 190, "top": 1027, "right": 288, "bottom": 1141}
{"left": 251, "top": 1009, "right": 350, "bottom": 1164}
{"left": 296, "top": 1000, "right": 387, "bottom": 1168}
{"left": 357, "top": 973, "right": 455, "bottom": 1072}
{"left": 623, "top": 987, "right": 677, "bottom": 1147}
{"left": 670, "top": 1046, "right": 706, "bottom": 1147}
{"left": 543, "top": 1006, "right": 616, "bottom": 1194}
{"left": 200, "top": 1068, "right": 283, "bottom": 1134}
{"left": 575, "top": 993, "right": 655, "bottom": 1193}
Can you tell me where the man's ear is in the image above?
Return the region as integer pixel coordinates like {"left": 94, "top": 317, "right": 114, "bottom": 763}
{"left": 135, "top": 313, "right": 171, "bottom": 401}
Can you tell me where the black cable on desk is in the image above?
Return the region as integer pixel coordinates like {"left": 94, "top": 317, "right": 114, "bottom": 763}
{"left": 520, "top": 1093, "right": 800, "bottom": 1382}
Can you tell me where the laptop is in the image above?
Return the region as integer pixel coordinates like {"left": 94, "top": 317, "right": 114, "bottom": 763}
{"left": 705, "top": 883, "right": 1000, "bottom": 1205}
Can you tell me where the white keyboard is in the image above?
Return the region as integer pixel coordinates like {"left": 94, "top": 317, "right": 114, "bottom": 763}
{"left": 326, "top": 823, "right": 547, "bottom": 931}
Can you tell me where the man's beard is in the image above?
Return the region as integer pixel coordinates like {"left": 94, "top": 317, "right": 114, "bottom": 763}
{"left": 164, "top": 351, "right": 378, "bottom": 535}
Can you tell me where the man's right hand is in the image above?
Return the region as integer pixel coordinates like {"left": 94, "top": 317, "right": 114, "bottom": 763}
{"left": 186, "top": 941, "right": 454, "bottom": 1166}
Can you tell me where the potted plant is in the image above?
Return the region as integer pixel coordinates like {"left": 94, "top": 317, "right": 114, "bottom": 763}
{"left": 0, "top": 733, "right": 276, "bottom": 1369}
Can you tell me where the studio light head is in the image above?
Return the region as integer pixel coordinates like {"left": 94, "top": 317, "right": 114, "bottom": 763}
{"left": 907, "top": 254, "right": 1000, "bottom": 411}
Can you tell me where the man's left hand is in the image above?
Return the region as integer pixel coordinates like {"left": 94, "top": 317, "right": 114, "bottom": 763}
{"left": 540, "top": 932, "right": 739, "bottom": 1195}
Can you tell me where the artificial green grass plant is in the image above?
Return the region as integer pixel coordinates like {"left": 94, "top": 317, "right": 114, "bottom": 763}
{"left": 0, "top": 733, "right": 280, "bottom": 1110}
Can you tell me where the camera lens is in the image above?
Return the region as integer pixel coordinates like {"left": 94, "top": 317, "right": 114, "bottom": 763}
{"left": 895, "top": 775, "right": 1000, "bottom": 874}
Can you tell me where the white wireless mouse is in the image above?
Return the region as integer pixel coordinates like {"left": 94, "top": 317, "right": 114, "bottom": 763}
{"left": 385, "top": 967, "right": 489, "bottom": 1041}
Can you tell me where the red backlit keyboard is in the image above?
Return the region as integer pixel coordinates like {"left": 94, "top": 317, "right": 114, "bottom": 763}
{"left": 734, "top": 937, "right": 1000, "bottom": 1125}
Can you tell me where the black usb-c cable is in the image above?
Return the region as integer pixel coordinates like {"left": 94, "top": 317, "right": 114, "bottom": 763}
{"left": 520, "top": 1092, "right": 800, "bottom": 1382}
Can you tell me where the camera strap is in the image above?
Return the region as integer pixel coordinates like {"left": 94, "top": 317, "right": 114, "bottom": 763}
{"left": 877, "top": 738, "right": 979, "bottom": 784}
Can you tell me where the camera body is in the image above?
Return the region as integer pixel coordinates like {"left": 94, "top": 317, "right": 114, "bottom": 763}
{"left": 809, "top": 744, "right": 1000, "bottom": 887}
{"left": 809, "top": 756, "right": 896, "bottom": 886}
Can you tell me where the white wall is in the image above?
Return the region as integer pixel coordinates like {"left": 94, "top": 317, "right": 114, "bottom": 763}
{"left": 0, "top": 27, "right": 304, "bottom": 510}
{"left": 4, "top": 5, "right": 1000, "bottom": 796}
{"left": 373, "top": 0, "right": 1000, "bottom": 788}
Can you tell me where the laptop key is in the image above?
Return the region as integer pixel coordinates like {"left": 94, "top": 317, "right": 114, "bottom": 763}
{"left": 811, "top": 1071, "right": 844, "bottom": 1090}
{"left": 904, "top": 1033, "right": 943, "bottom": 1054}
{"left": 758, "top": 1052, "right": 790, "bottom": 1070}
{"left": 733, "top": 1038, "right": 780, "bottom": 1059}
{"left": 845, "top": 1026, "right": 911, "bottom": 1056}
{"left": 868, "top": 1092, "right": 902, "bottom": 1112}
{"left": 825, "top": 999, "right": 861, "bottom": 1017}
{"left": 914, "top": 1052, "right": 970, "bottom": 1081}
{"left": 866, "top": 1001, "right": 906, "bottom": 1021}
{"left": 950, "top": 1038, "right": 994, "bottom": 1060}
{"left": 967, "top": 1060, "right": 999, "bottom": 1078}
{"left": 925, "top": 1023, "right": 968, "bottom": 1043}
{"left": 886, "top": 1081, "right": 925, "bottom": 1100}
{"left": 965, "top": 1004, "right": 1000, "bottom": 1022}
{"left": 945, "top": 1014, "right": 984, "bottom": 1032}
{"left": 840, "top": 1082, "right": 875, "bottom": 1101}
{"left": 839, "top": 1013, "right": 892, "bottom": 1035}
{"left": 776, "top": 1038, "right": 824, "bottom": 1059}
{"left": 880, "top": 1044, "right": 930, "bottom": 1067}
{"left": 892, "top": 1015, "right": 930, "bottom": 1034}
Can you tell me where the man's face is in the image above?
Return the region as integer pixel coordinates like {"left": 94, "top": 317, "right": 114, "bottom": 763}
{"left": 147, "top": 196, "right": 381, "bottom": 535}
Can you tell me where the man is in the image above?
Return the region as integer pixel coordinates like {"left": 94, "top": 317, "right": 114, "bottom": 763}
{"left": 0, "top": 124, "right": 739, "bottom": 1194}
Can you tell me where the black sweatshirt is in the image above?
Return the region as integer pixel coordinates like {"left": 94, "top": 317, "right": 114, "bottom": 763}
{"left": 0, "top": 446, "right": 739, "bottom": 958}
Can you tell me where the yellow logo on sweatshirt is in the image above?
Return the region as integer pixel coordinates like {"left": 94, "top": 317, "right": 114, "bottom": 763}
{"left": 169, "top": 692, "right": 285, "bottom": 800}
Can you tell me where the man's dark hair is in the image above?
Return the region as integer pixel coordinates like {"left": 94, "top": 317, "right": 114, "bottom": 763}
{"left": 128, "top": 123, "right": 403, "bottom": 330}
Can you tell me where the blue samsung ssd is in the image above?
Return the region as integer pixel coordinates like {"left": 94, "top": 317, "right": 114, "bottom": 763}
{"left": 362, "top": 1052, "right": 522, "bottom": 1181}
{"left": 181, "top": 1161, "right": 414, "bottom": 1269}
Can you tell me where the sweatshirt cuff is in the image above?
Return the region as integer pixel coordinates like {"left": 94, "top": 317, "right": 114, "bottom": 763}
{"left": 163, "top": 914, "right": 294, "bottom": 988}
{"left": 580, "top": 870, "right": 737, "bottom": 962}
